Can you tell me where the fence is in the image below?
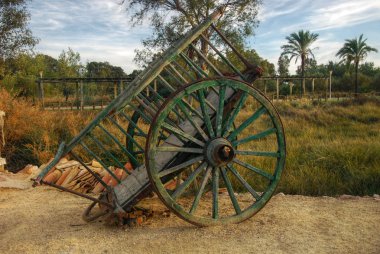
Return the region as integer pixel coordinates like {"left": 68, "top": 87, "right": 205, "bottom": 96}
{"left": 36, "top": 75, "right": 380, "bottom": 110}
{"left": 36, "top": 77, "right": 133, "bottom": 110}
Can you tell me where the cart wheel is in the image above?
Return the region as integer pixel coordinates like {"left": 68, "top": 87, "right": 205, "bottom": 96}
{"left": 146, "top": 78, "right": 286, "bottom": 226}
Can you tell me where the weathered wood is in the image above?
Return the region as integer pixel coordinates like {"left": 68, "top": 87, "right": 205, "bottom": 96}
{"left": 114, "top": 86, "right": 235, "bottom": 211}
{"left": 56, "top": 160, "right": 80, "bottom": 170}
{"left": 80, "top": 81, "right": 84, "bottom": 110}
{"left": 276, "top": 78, "right": 279, "bottom": 100}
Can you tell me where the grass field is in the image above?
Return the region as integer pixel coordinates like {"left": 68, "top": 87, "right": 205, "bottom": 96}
{"left": 275, "top": 98, "right": 380, "bottom": 195}
{"left": 1, "top": 89, "right": 379, "bottom": 196}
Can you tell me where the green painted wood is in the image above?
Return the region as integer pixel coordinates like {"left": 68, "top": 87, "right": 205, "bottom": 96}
{"left": 146, "top": 78, "right": 286, "bottom": 226}
{"left": 227, "top": 164, "right": 261, "bottom": 200}
{"left": 197, "top": 89, "right": 215, "bottom": 138}
{"left": 107, "top": 116, "right": 144, "bottom": 152}
{"left": 189, "top": 166, "right": 212, "bottom": 214}
{"left": 212, "top": 168, "right": 219, "bottom": 219}
{"left": 222, "top": 92, "right": 248, "bottom": 137}
{"left": 162, "top": 122, "right": 205, "bottom": 147}
{"left": 158, "top": 156, "right": 204, "bottom": 178}
{"left": 232, "top": 128, "right": 277, "bottom": 146}
{"left": 176, "top": 102, "right": 209, "bottom": 141}
{"left": 233, "top": 158, "right": 274, "bottom": 181}
{"left": 171, "top": 162, "right": 208, "bottom": 200}
{"left": 35, "top": 7, "right": 286, "bottom": 227}
{"left": 97, "top": 124, "right": 140, "bottom": 167}
{"left": 216, "top": 85, "right": 226, "bottom": 137}
{"left": 235, "top": 150, "right": 280, "bottom": 157}
{"left": 179, "top": 53, "right": 208, "bottom": 78}
{"left": 156, "top": 146, "right": 204, "bottom": 154}
{"left": 220, "top": 167, "right": 241, "bottom": 214}
{"left": 119, "top": 112, "right": 147, "bottom": 137}
{"left": 228, "top": 106, "right": 267, "bottom": 141}
{"left": 87, "top": 133, "right": 128, "bottom": 173}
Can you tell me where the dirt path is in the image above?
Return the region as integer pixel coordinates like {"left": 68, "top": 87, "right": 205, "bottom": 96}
{"left": 0, "top": 187, "right": 379, "bottom": 254}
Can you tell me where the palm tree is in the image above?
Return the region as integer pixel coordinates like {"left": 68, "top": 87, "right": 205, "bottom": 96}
{"left": 336, "top": 34, "right": 378, "bottom": 95}
{"left": 281, "top": 30, "right": 319, "bottom": 95}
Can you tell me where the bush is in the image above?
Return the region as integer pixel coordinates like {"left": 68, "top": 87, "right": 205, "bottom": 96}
{"left": 0, "top": 89, "right": 96, "bottom": 172}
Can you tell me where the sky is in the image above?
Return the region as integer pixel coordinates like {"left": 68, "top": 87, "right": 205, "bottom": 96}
{"left": 28, "top": 0, "right": 380, "bottom": 74}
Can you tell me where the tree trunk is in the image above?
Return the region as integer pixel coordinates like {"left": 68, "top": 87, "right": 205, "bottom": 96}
{"left": 301, "top": 54, "right": 305, "bottom": 96}
{"left": 355, "top": 61, "right": 359, "bottom": 96}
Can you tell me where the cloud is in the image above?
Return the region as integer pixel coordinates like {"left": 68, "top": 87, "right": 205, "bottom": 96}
{"left": 280, "top": 0, "right": 380, "bottom": 33}
{"left": 258, "top": 0, "right": 309, "bottom": 22}
{"left": 29, "top": 0, "right": 151, "bottom": 73}
{"left": 28, "top": 0, "right": 380, "bottom": 75}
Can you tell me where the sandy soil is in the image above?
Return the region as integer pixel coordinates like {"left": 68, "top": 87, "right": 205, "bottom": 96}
{"left": 0, "top": 183, "right": 379, "bottom": 254}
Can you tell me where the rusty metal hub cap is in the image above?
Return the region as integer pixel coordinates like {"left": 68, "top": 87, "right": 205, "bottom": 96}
{"left": 205, "top": 138, "right": 235, "bottom": 167}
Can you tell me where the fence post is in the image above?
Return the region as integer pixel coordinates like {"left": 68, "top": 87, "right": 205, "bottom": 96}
{"left": 119, "top": 79, "right": 123, "bottom": 93}
{"left": 302, "top": 77, "right": 306, "bottom": 97}
{"left": 329, "top": 70, "right": 332, "bottom": 99}
{"left": 312, "top": 78, "right": 315, "bottom": 95}
{"left": 76, "top": 82, "right": 80, "bottom": 110}
{"left": 80, "top": 81, "right": 84, "bottom": 110}
{"left": 276, "top": 78, "right": 279, "bottom": 101}
{"left": 289, "top": 82, "right": 293, "bottom": 98}
{"left": 38, "top": 77, "right": 45, "bottom": 109}
{"left": 114, "top": 82, "right": 117, "bottom": 98}
{"left": 264, "top": 80, "right": 267, "bottom": 95}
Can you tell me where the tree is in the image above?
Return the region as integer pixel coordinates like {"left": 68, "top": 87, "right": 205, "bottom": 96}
{"left": 86, "top": 62, "right": 126, "bottom": 78}
{"left": 277, "top": 55, "right": 290, "bottom": 76}
{"left": 57, "top": 48, "right": 81, "bottom": 77}
{"left": 122, "top": 0, "right": 261, "bottom": 66}
{"left": 336, "top": 35, "right": 378, "bottom": 94}
{"left": 280, "top": 30, "right": 319, "bottom": 95}
{"left": 0, "top": 0, "right": 38, "bottom": 78}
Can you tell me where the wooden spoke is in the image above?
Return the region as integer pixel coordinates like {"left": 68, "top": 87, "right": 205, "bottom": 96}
{"left": 189, "top": 166, "right": 212, "bottom": 214}
{"left": 228, "top": 106, "right": 267, "bottom": 141}
{"left": 156, "top": 146, "right": 204, "bottom": 154}
{"left": 171, "top": 162, "right": 208, "bottom": 200}
{"left": 162, "top": 122, "right": 205, "bottom": 147}
{"left": 212, "top": 167, "right": 219, "bottom": 219}
{"left": 227, "top": 164, "right": 261, "bottom": 200}
{"left": 220, "top": 167, "right": 241, "bottom": 215}
{"left": 158, "top": 156, "right": 204, "bottom": 178}
{"left": 223, "top": 92, "right": 248, "bottom": 137}
{"left": 177, "top": 102, "right": 209, "bottom": 141}
{"left": 232, "top": 128, "right": 277, "bottom": 146}
{"left": 233, "top": 158, "right": 274, "bottom": 181}
{"left": 235, "top": 150, "right": 280, "bottom": 157}
{"left": 216, "top": 85, "right": 226, "bottom": 137}
{"left": 197, "top": 89, "right": 215, "bottom": 138}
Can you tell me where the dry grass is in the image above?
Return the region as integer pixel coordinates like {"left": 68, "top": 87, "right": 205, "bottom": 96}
{"left": 0, "top": 89, "right": 97, "bottom": 171}
{"left": 1, "top": 88, "right": 379, "bottom": 195}
{"left": 274, "top": 98, "right": 380, "bottom": 195}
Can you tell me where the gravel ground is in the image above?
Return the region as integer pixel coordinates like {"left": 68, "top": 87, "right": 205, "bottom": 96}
{"left": 0, "top": 184, "right": 379, "bottom": 254}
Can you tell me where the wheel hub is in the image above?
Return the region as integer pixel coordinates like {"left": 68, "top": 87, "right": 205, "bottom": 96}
{"left": 205, "top": 138, "right": 235, "bottom": 167}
